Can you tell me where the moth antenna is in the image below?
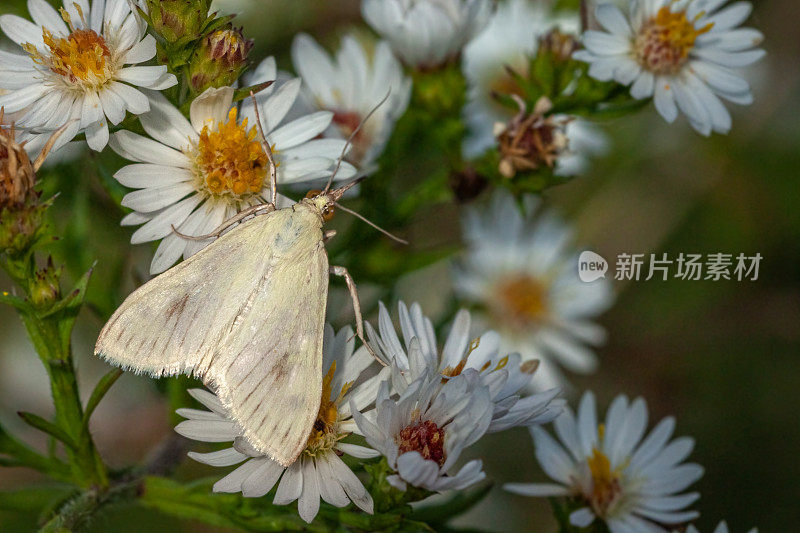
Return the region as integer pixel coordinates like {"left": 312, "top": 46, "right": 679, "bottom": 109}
{"left": 322, "top": 88, "right": 392, "bottom": 194}
{"left": 250, "top": 90, "right": 278, "bottom": 206}
{"left": 333, "top": 202, "right": 409, "bottom": 245}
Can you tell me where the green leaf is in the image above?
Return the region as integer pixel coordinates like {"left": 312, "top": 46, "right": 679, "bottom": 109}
{"left": 0, "top": 290, "right": 31, "bottom": 312}
{"left": 0, "top": 422, "right": 71, "bottom": 481}
{"left": 140, "top": 477, "right": 310, "bottom": 532}
{"left": 17, "top": 412, "right": 77, "bottom": 450}
{"left": 232, "top": 81, "right": 275, "bottom": 104}
{"left": 0, "top": 485, "right": 75, "bottom": 514}
{"left": 82, "top": 369, "right": 124, "bottom": 427}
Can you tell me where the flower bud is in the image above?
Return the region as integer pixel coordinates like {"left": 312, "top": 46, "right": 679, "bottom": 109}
{"left": 188, "top": 27, "right": 253, "bottom": 94}
{"left": 144, "top": 0, "right": 213, "bottom": 44}
{"left": 1, "top": 113, "right": 61, "bottom": 255}
{"left": 449, "top": 167, "right": 488, "bottom": 203}
{"left": 29, "top": 258, "right": 62, "bottom": 308}
{"left": 537, "top": 29, "right": 579, "bottom": 63}
{"left": 495, "top": 97, "right": 569, "bottom": 179}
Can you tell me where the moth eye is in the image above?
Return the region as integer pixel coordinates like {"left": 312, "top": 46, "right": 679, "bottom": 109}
{"left": 305, "top": 189, "right": 322, "bottom": 199}
{"left": 322, "top": 204, "right": 336, "bottom": 222}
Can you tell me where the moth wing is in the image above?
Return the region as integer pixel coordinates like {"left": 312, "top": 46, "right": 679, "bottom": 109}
{"left": 211, "top": 228, "right": 328, "bottom": 466}
{"left": 95, "top": 212, "right": 281, "bottom": 377}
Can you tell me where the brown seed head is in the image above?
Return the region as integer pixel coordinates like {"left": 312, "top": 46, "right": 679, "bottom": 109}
{"left": 495, "top": 96, "right": 570, "bottom": 179}
{"left": 0, "top": 112, "right": 36, "bottom": 210}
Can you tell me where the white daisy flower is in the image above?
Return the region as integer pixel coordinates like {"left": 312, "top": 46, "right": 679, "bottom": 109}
{"left": 108, "top": 57, "right": 356, "bottom": 274}
{"left": 361, "top": 0, "right": 493, "bottom": 69}
{"left": 685, "top": 522, "right": 758, "bottom": 533}
{"left": 175, "top": 325, "right": 381, "bottom": 524}
{"left": 367, "top": 300, "right": 565, "bottom": 432}
{"left": 505, "top": 391, "right": 704, "bottom": 533}
{"left": 291, "top": 33, "right": 411, "bottom": 171}
{"left": 0, "top": 0, "right": 177, "bottom": 151}
{"left": 462, "top": 0, "right": 607, "bottom": 174}
{"left": 453, "top": 190, "right": 614, "bottom": 390}
{"left": 351, "top": 368, "right": 492, "bottom": 492}
{"left": 574, "top": 0, "right": 765, "bottom": 135}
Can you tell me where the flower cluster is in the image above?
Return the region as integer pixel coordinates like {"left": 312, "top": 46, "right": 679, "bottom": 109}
{"left": 0, "top": 0, "right": 769, "bottom": 531}
{"left": 177, "top": 304, "right": 565, "bottom": 522}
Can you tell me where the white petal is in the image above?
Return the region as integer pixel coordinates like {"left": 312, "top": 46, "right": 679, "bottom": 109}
{"left": 241, "top": 459, "right": 284, "bottom": 498}
{"left": 28, "top": 0, "right": 69, "bottom": 36}
{"left": 653, "top": 80, "right": 679, "bottom": 123}
{"left": 273, "top": 460, "right": 303, "bottom": 505}
{"left": 129, "top": 194, "right": 202, "bottom": 243}
{"left": 111, "top": 130, "right": 190, "bottom": 167}
{"left": 269, "top": 111, "right": 333, "bottom": 149}
{"left": 123, "top": 34, "right": 157, "bottom": 64}
{"left": 188, "top": 448, "right": 248, "bottom": 467}
{"left": 503, "top": 482, "right": 570, "bottom": 497}
{"left": 595, "top": 4, "right": 632, "bottom": 37}
{"left": 569, "top": 507, "right": 597, "bottom": 528}
{"left": 190, "top": 87, "right": 235, "bottom": 132}
{"left": 109, "top": 82, "right": 150, "bottom": 115}
{"left": 0, "top": 15, "right": 45, "bottom": 48}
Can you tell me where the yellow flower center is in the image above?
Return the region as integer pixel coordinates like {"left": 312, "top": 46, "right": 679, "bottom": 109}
{"left": 586, "top": 425, "right": 623, "bottom": 517}
{"left": 194, "top": 107, "right": 269, "bottom": 200}
{"left": 23, "top": 7, "right": 113, "bottom": 88}
{"left": 304, "top": 361, "right": 348, "bottom": 457}
{"left": 492, "top": 274, "right": 549, "bottom": 328}
{"left": 633, "top": 6, "right": 713, "bottom": 74}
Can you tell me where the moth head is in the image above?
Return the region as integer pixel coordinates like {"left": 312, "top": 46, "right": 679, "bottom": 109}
{"left": 305, "top": 179, "right": 363, "bottom": 223}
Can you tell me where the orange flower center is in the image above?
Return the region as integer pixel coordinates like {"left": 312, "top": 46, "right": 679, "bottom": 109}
{"left": 304, "top": 361, "right": 348, "bottom": 456}
{"left": 492, "top": 274, "right": 549, "bottom": 327}
{"left": 633, "top": 7, "right": 713, "bottom": 74}
{"left": 23, "top": 8, "right": 113, "bottom": 88}
{"left": 397, "top": 420, "right": 446, "bottom": 466}
{"left": 195, "top": 108, "right": 269, "bottom": 199}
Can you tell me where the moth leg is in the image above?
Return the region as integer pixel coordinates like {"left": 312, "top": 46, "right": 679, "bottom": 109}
{"left": 323, "top": 230, "right": 337, "bottom": 243}
{"left": 330, "top": 265, "right": 386, "bottom": 366}
{"left": 172, "top": 203, "right": 275, "bottom": 242}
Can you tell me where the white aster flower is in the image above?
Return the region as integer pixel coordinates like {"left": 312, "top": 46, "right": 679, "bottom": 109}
{"left": 175, "top": 325, "right": 380, "bottom": 524}
{"left": 291, "top": 33, "right": 411, "bottom": 171}
{"left": 453, "top": 190, "right": 614, "bottom": 390}
{"left": 462, "top": 0, "right": 607, "bottom": 174}
{"left": 361, "top": 0, "right": 493, "bottom": 69}
{"left": 367, "top": 300, "right": 565, "bottom": 432}
{"left": 352, "top": 368, "right": 492, "bottom": 492}
{"left": 505, "top": 391, "right": 704, "bottom": 533}
{"left": 0, "top": 0, "right": 177, "bottom": 151}
{"left": 574, "top": 0, "right": 765, "bottom": 135}
{"left": 685, "top": 522, "right": 758, "bottom": 533}
{"left": 109, "top": 56, "right": 356, "bottom": 274}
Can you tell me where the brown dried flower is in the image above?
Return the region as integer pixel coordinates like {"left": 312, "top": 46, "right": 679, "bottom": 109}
{"left": 0, "top": 112, "right": 36, "bottom": 210}
{"left": 495, "top": 96, "right": 570, "bottom": 179}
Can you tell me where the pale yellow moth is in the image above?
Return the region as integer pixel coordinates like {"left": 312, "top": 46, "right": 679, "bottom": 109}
{"left": 95, "top": 97, "right": 393, "bottom": 467}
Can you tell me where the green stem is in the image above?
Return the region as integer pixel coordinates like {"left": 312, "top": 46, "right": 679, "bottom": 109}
{"left": 2, "top": 253, "right": 107, "bottom": 489}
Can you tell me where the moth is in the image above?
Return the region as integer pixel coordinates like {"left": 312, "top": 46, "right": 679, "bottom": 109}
{"left": 95, "top": 100, "right": 395, "bottom": 466}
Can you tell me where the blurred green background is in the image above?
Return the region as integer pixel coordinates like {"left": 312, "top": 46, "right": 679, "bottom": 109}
{"left": 1, "top": 0, "right": 798, "bottom": 531}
